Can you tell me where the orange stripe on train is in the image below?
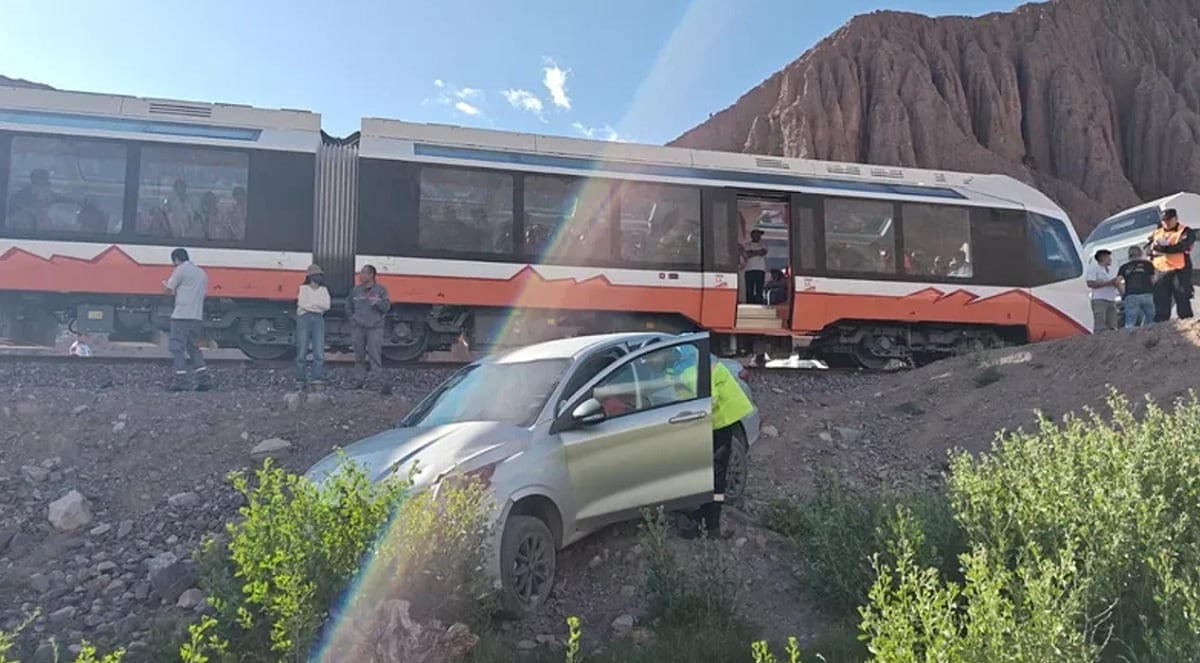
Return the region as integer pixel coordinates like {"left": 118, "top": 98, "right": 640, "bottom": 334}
{"left": 792, "top": 287, "right": 1087, "bottom": 340}
{"left": 0, "top": 245, "right": 302, "bottom": 300}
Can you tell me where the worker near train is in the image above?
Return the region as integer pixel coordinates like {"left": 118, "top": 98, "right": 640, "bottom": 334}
{"left": 295, "top": 264, "right": 331, "bottom": 390}
{"left": 162, "top": 248, "right": 211, "bottom": 392}
{"left": 346, "top": 265, "right": 391, "bottom": 393}
{"left": 1147, "top": 208, "right": 1195, "bottom": 322}
{"left": 647, "top": 345, "right": 753, "bottom": 540}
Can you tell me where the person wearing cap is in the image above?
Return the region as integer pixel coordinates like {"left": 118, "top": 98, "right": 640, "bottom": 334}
{"left": 295, "top": 264, "right": 331, "bottom": 389}
{"left": 1147, "top": 208, "right": 1195, "bottom": 321}
{"left": 743, "top": 229, "right": 768, "bottom": 304}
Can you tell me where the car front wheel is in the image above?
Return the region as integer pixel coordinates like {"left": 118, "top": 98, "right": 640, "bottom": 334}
{"left": 499, "top": 515, "right": 557, "bottom": 616}
{"left": 724, "top": 427, "right": 750, "bottom": 506}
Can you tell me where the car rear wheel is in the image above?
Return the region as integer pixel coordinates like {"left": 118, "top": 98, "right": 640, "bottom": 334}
{"left": 499, "top": 515, "right": 557, "bottom": 616}
{"left": 724, "top": 427, "right": 750, "bottom": 506}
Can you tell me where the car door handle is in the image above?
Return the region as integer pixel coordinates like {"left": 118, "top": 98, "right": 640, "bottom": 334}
{"left": 669, "top": 411, "right": 707, "bottom": 424}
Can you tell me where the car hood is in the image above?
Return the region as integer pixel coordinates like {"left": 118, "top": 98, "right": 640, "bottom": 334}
{"left": 304, "top": 421, "right": 533, "bottom": 487}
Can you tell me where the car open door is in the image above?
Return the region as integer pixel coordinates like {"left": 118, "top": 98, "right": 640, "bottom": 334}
{"left": 551, "top": 334, "right": 713, "bottom": 531}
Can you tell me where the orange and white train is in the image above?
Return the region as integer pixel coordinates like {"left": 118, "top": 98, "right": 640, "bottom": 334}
{"left": 0, "top": 84, "right": 1091, "bottom": 367}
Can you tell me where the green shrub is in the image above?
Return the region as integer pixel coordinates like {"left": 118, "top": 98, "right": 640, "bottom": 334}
{"left": 322, "top": 469, "right": 498, "bottom": 662}
{"left": 947, "top": 391, "right": 1200, "bottom": 658}
{"left": 856, "top": 391, "right": 1200, "bottom": 660}
{"left": 761, "top": 473, "right": 964, "bottom": 618}
{"left": 859, "top": 508, "right": 1096, "bottom": 662}
{"left": 196, "top": 457, "right": 409, "bottom": 661}
{"left": 0, "top": 614, "right": 125, "bottom": 663}
{"left": 195, "top": 458, "right": 497, "bottom": 662}
{"left": 641, "top": 508, "right": 739, "bottom": 629}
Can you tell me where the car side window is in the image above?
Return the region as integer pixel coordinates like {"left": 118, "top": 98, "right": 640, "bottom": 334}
{"left": 591, "top": 344, "right": 700, "bottom": 419}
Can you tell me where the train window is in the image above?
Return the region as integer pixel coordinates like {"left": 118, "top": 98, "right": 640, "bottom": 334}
{"left": 523, "top": 175, "right": 614, "bottom": 263}
{"left": 1028, "top": 212, "right": 1084, "bottom": 281}
{"left": 136, "top": 146, "right": 249, "bottom": 241}
{"left": 901, "top": 204, "right": 973, "bottom": 278}
{"left": 617, "top": 183, "right": 701, "bottom": 268}
{"left": 418, "top": 168, "right": 514, "bottom": 255}
{"left": 5, "top": 136, "right": 126, "bottom": 234}
{"left": 823, "top": 198, "right": 896, "bottom": 274}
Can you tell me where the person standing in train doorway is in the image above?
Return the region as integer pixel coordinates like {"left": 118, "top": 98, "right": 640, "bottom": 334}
{"left": 1148, "top": 208, "right": 1195, "bottom": 322}
{"left": 743, "top": 229, "right": 768, "bottom": 304}
{"left": 346, "top": 265, "right": 391, "bottom": 394}
{"left": 162, "top": 248, "right": 211, "bottom": 392}
{"left": 295, "top": 264, "right": 331, "bottom": 390}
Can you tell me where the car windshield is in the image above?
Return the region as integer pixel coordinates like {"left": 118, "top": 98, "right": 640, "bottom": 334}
{"left": 401, "top": 358, "right": 571, "bottom": 428}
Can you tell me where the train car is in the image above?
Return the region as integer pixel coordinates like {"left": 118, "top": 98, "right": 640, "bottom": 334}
{"left": 1, "top": 83, "right": 1091, "bottom": 367}
{"left": 0, "top": 85, "right": 319, "bottom": 358}
{"left": 350, "top": 120, "right": 1091, "bottom": 367}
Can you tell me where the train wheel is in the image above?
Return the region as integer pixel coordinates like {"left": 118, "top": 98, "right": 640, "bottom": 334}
{"left": 382, "top": 320, "right": 429, "bottom": 363}
{"left": 853, "top": 337, "right": 910, "bottom": 371}
{"left": 238, "top": 338, "right": 293, "bottom": 361}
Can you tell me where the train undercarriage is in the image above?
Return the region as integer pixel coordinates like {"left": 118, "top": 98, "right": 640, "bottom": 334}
{"left": 1, "top": 292, "right": 1028, "bottom": 371}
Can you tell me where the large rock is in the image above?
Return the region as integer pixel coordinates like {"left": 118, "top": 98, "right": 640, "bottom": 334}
{"left": 672, "top": 0, "right": 1200, "bottom": 234}
{"left": 48, "top": 490, "right": 93, "bottom": 531}
{"left": 251, "top": 437, "right": 293, "bottom": 461}
{"left": 146, "top": 552, "right": 198, "bottom": 604}
{"left": 338, "top": 599, "right": 478, "bottom": 663}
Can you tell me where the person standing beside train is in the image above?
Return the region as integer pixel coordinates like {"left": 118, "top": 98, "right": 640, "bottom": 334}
{"left": 1085, "top": 249, "right": 1120, "bottom": 332}
{"left": 162, "top": 248, "right": 211, "bottom": 392}
{"left": 1118, "top": 246, "right": 1156, "bottom": 328}
{"left": 346, "top": 265, "right": 391, "bottom": 393}
{"left": 1147, "top": 208, "right": 1195, "bottom": 322}
{"left": 295, "top": 264, "right": 331, "bottom": 390}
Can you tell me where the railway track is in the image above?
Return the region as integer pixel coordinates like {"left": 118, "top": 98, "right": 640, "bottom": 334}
{"left": 0, "top": 351, "right": 867, "bottom": 376}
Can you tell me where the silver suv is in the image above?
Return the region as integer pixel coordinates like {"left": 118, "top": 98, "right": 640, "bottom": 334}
{"left": 304, "top": 331, "right": 762, "bottom": 614}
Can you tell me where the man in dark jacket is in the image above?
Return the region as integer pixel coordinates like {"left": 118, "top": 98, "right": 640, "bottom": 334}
{"left": 346, "top": 265, "right": 390, "bottom": 392}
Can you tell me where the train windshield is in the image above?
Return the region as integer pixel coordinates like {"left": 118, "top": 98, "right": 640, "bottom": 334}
{"left": 1029, "top": 213, "right": 1083, "bottom": 280}
{"left": 1085, "top": 207, "right": 1160, "bottom": 245}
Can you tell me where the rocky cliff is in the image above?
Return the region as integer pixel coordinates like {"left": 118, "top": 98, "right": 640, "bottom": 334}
{"left": 672, "top": 0, "right": 1200, "bottom": 235}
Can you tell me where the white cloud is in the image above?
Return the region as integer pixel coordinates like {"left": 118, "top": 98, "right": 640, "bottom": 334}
{"left": 502, "top": 89, "right": 544, "bottom": 115}
{"left": 572, "top": 122, "right": 624, "bottom": 142}
{"left": 542, "top": 60, "right": 571, "bottom": 110}
{"left": 455, "top": 101, "right": 482, "bottom": 116}
{"left": 426, "top": 80, "right": 486, "bottom": 118}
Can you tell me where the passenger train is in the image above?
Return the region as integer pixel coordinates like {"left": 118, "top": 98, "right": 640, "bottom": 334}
{"left": 0, "top": 84, "right": 1091, "bottom": 368}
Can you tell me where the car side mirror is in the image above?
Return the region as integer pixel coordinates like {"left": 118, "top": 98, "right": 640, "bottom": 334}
{"left": 571, "top": 398, "right": 607, "bottom": 426}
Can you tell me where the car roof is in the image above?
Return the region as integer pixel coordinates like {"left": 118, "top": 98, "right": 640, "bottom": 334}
{"left": 483, "top": 332, "right": 671, "bottom": 364}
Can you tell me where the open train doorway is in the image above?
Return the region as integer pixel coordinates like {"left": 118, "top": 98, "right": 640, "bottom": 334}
{"left": 734, "top": 196, "right": 792, "bottom": 332}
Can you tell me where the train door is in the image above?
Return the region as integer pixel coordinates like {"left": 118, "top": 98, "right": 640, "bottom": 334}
{"left": 787, "top": 194, "right": 823, "bottom": 332}
{"left": 732, "top": 195, "right": 792, "bottom": 331}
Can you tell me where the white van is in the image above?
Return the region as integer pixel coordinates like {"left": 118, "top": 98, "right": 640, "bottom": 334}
{"left": 1082, "top": 193, "right": 1200, "bottom": 275}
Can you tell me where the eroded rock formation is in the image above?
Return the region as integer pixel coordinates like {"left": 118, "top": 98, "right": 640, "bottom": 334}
{"left": 672, "top": 0, "right": 1200, "bottom": 235}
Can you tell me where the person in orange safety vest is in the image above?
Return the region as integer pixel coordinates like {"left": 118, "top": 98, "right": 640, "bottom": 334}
{"left": 1146, "top": 208, "right": 1195, "bottom": 322}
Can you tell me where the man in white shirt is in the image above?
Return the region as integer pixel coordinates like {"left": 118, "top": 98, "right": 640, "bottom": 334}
{"left": 1085, "top": 249, "right": 1120, "bottom": 332}
{"left": 162, "top": 247, "right": 211, "bottom": 391}
{"left": 743, "top": 229, "right": 768, "bottom": 304}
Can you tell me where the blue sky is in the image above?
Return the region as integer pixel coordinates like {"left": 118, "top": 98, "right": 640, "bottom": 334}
{"left": 3, "top": 0, "right": 1021, "bottom": 144}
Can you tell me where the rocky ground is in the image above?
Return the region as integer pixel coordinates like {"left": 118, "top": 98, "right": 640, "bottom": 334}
{"left": 3, "top": 322, "right": 1192, "bottom": 659}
